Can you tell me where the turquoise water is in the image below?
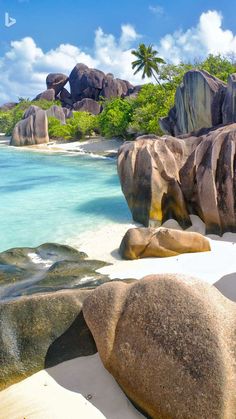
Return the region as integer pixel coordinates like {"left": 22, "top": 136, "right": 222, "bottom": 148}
{"left": 0, "top": 146, "right": 131, "bottom": 252}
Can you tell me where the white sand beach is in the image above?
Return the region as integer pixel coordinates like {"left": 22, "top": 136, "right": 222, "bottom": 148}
{"left": 1, "top": 215, "right": 235, "bottom": 419}
{"left": 72, "top": 215, "right": 236, "bottom": 302}
{"left": 0, "top": 354, "right": 144, "bottom": 419}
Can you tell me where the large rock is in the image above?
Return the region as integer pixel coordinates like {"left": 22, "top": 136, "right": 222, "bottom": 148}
{"left": 35, "top": 88, "right": 56, "bottom": 101}
{"left": 118, "top": 126, "right": 236, "bottom": 234}
{"left": 11, "top": 109, "right": 49, "bottom": 146}
{"left": 46, "top": 73, "right": 68, "bottom": 96}
{"left": 23, "top": 105, "right": 41, "bottom": 119}
{"left": 83, "top": 274, "right": 236, "bottom": 419}
{"left": 73, "top": 98, "right": 101, "bottom": 114}
{"left": 69, "top": 63, "right": 105, "bottom": 102}
{"left": 0, "top": 289, "right": 96, "bottom": 389}
{"left": 120, "top": 227, "right": 210, "bottom": 259}
{"left": 69, "top": 63, "right": 134, "bottom": 103}
{"left": 100, "top": 74, "right": 133, "bottom": 99}
{"left": 46, "top": 104, "right": 66, "bottom": 124}
{"left": 59, "top": 87, "right": 74, "bottom": 108}
{"left": 160, "top": 70, "right": 226, "bottom": 136}
{"left": 222, "top": 73, "right": 236, "bottom": 124}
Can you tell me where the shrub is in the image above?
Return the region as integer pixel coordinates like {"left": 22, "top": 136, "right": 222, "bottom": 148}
{"left": 48, "top": 112, "right": 99, "bottom": 140}
{"left": 129, "top": 83, "right": 175, "bottom": 136}
{"left": 98, "top": 98, "right": 133, "bottom": 138}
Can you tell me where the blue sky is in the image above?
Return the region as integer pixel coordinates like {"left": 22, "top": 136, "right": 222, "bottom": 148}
{"left": 0, "top": 0, "right": 235, "bottom": 52}
{"left": 0, "top": 0, "right": 236, "bottom": 102}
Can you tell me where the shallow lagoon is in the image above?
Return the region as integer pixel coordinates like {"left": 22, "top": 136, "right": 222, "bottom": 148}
{"left": 0, "top": 146, "right": 130, "bottom": 252}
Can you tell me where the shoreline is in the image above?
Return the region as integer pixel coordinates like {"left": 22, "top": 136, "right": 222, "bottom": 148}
{"left": 0, "top": 135, "right": 124, "bottom": 158}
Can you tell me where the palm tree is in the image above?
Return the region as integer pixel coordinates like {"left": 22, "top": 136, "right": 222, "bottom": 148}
{"left": 131, "top": 43, "right": 165, "bottom": 86}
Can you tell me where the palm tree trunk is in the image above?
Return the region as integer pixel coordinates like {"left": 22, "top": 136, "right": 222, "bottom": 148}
{"left": 152, "top": 71, "right": 166, "bottom": 90}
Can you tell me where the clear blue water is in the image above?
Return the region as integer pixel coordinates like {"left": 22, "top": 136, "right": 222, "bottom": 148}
{"left": 0, "top": 146, "right": 131, "bottom": 252}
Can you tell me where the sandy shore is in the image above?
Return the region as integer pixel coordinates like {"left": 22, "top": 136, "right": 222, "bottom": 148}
{"left": 0, "top": 354, "right": 144, "bottom": 419}
{"left": 2, "top": 136, "right": 124, "bottom": 158}
{"left": 70, "top": 215, "right": 236, "bottom": 302}
{"left": 1, "top": 217, "right": 236, "bottom": 418}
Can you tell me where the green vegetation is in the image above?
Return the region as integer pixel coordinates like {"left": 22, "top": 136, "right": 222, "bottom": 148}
{"left": 48, "top": 112, "right": 99, "bottom": 140}
{"left": 99, "top": 98, "right": 133, "bottom": 138}
{"left": 1, "top": 54, "right": 236, "bottom": 139}
{"left": 0, "top": 99, "right": 61, "bottom": 136}
{"left": 129, "top": 83, "right": 174, "bottom": 135}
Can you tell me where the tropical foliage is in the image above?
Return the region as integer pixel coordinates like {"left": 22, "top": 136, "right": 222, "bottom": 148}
{"left": 98, "top": 98, "right": 133, "bottom": 138}
{"left": 48, "top": 112, "right": 98, "bottom": 140}
{"left": 131, "top": 43, "right": 165, "bottom": 85}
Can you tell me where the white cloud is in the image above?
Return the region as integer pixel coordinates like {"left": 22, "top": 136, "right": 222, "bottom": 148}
{"left": 0, "top": 25, "right": 142, "bottom": 103}
{"left": 1, "top": 11, "right": 236, "bottom": 103}
{"left": 158, "top": 10, "right": 236, "bottom": 64}
{"left": 149, "top": 5, "right": 164, "bottom": 15}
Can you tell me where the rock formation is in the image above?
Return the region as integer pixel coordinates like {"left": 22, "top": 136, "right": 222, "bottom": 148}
{"left": 0, "top": 289, "right": 96, "bottom": 389}
{"left": 11, "top": 108, "right": 49, "bottom": 146}
{"left": 68, "top": 64, "right": 135, "bottom": 105}
{"left": 23, "top": 63, "right": 137, "bottom": 115}
{"left": 46, "top": 73, "right": 69, "bottom": 96}
{"left": 73, "top": 98, "right": 102, "bottom": 114}
{"left": 11, "top": 104, "right": 68, "bottom": 146}
{"left": 35, "top": 88, "right": 56, "bottom": 101}
{"left": 83, "top": 274, "right": 236, "bottom": 419}
{"left": 160, "top": 69, "right": 236, "bottom": 136}
{"left": 118, "top": 125, "right": 236, "bottom": 235}
{"left": 222, "top": 73, "right": 236, "bottom": 124}
{"left": 0, "top": 242, "right": 135, "bottom": 389}
{"left": 160, "top": 70, "right": 226, "bottom": 136}
{"left": 120, "top": 227, "right": 210, "bottom": 259}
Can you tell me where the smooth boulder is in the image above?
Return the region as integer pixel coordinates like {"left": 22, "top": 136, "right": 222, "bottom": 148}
{"left": 222, "top": 73, "right": 236, "bottom": 124}
{"left": 73, "top": 98, "right": 101, "bottom": 114}
{"left": 120, "top": 227, "right": 211, "bottom": 259}
{"left": 0, "top": 289, "right": 96, "bottom": 389}
{"left": 160, "top": 70, "right": 226, "bottom": 135}
{"left": 46, "top": 104, "right": 66, "bottom": 124}
{"left": 46, "top": 73, "right": 69, "bottom": 96}
{"left": 118, "top": 126, "right": 236, "bottom": 235}
{"left": 11, "top": 109, "right": 49, "bottom": 146}
{"left": 83, "top": 274, "right": 236, "bottom": 419}
{"left": 35, "top": 88, "right": 55, "bottom": 101}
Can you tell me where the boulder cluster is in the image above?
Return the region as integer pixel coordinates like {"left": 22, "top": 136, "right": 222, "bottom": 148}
{"left": 10, "top": 63, "right": 140, "bottom": 146}
{"left": 118, "top": 70, "right": 236, "bottom": 235}
{"left": 11, "top": 104, "right": 70, "bottom": 146}
{"left": 36, "top": 63, "right": 137, "bottom": 114}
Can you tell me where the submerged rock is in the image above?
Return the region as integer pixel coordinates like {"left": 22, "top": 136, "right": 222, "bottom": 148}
{"left": 118, "top": 126, "right": 236, "bottom": 235}
{"left": 83, "top": 274, "right": 236, "bottom": 419}
{"left": 0, "top": 242, "right": 110, "bottom": 298}
{"left": 120, "top": 227, "right": 210, "bottom": 259}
